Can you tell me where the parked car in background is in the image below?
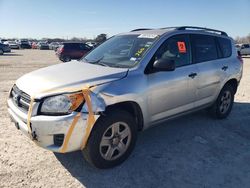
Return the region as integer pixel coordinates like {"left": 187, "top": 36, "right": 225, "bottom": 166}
{"left": 31, "top": 42, "right": 38, "bottom": 49}
{"left": 2, "top": 43, "right": 11, "bottom": 52}
{"left": 0, "top": 43, "right": 5, "bottom": 55}
{"left": 4, "top": 41, "right": 19, "bottom": 49}
{"left": 240, "top": 43, "right": 250, "bottom": 56}
{"left": 86, "top": 41, "right": 98, "bottom": 48}
{"left": 0, "top": 39, "right": 8, "bottom": 44}
{"left": 37, "top": 42, "right": 49, "bottom": 50}
{"left": 17, "top": 39, "right": 31, "bottom": 49}
{"left": 49, "top": 42, "right": 60, "bottom": 51}
{"left": 0, "top": 43, "right": 11, "bottom": 53}
{"left": 56, "top": 42, "right": 92, "bottom": 62}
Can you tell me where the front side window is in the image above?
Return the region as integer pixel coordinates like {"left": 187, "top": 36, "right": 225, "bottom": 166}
{"left": 79, "top": 43, "right": 90, "bottom": 50}
{"left": 82, "top": 34, "right": 159, "bottom": 68}
{"left": 152, "top": 35, "right": 191, "bottom": 68}
{"left": 191, "top": 34, "right": 218, "bottom": 63}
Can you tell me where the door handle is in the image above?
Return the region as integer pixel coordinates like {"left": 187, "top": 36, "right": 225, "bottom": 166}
{"left": 221, "top": 66, "right": 228, "bottom": 71}
{"left": 188, "top": 72, "right": 197, "bottom": 79}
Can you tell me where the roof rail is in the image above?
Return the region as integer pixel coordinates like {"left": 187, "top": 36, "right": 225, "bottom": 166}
{"left": 130, "top": 28, "right": 153, "bottom": 32}
{"left": 176, "top": 26, "right": 228, "bottom": 36}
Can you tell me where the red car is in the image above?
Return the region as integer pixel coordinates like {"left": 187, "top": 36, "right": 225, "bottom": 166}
{"left": 56, "top": 42, "right": 92, "bottom": 62}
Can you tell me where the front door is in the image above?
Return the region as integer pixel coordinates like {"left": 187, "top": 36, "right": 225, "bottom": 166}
{"left": 147, "top": 34, "right": 197, "bottom": 123}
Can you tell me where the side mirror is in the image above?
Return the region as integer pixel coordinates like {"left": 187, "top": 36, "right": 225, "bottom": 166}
{"left": 153, "top": 58, "right": 175, "bottom": 71}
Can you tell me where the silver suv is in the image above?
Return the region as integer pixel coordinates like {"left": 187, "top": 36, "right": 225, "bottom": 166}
{"left": 7, "top": 26, "right": 243, "bottom": 168}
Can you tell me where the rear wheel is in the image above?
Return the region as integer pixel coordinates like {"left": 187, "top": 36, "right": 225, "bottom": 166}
{"left": 0, "top": 49, "right": 3, "bottom": 55}
{"left": 209, "top": 84, "right": 234, "bottom": 119}
{"left": 82, "top": 110, "right": 137, "bottom": 169}
{"left": 62, "top": 56, "right": 71, "bottom": 62}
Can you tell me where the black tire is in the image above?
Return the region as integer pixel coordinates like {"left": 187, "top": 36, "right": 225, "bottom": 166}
{"left": 82, "top": 110, "right": 137, "bottom": 169}
{"left": 209, "top": 84, "right": 234, "bottom": 119}
{"left": 0, "top": 49, "right": 3, "bottom": 55}
{"left": 62, "top": 56, "right": 71, "bottom": 62}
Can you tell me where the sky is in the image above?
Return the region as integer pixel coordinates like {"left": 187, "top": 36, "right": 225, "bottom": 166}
{"left": 0, "top": 0, "right": 249, "bottom": 39}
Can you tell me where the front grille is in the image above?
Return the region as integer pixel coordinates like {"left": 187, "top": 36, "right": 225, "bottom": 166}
{"left": 53, "top": 134, "right": 64, "bottom": 147}
{"left": 10, "top": 85, "right": 31, "bottom": 113}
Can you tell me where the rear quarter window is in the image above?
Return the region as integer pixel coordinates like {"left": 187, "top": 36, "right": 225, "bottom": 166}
{"left": 217, "top": 37, "right": 232, "bottom": 58}
{"left": 64, "top": 43, "right": 80, "bottom": 50}
{"left": 191, "top": 34, "right": 218, "bottom": 63}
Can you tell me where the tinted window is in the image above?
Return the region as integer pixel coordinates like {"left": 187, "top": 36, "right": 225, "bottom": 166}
{"left": 191, "top": 35, "right": 218, "bottom": 63}
{"left": 153, "top": 35, "right": 190, "bottom": 68}
{"left": 79, "top": 43, "right": 91, "bottom": 50}
{"left": 64, "top": 43, "right": 80, "bottom": 50}
{"left": 218, "top": 37, "right": 232, "bottom": 58}
{"left": 243, "top": 44, "right": 250, "bottom": 48}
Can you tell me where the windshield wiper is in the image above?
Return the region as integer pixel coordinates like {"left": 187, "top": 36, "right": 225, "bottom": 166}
{"left": 95, "top": 62, "right": 109, "bottom": 67}
{"left": 85, "top": 56, "right": 110, "bottom": 67}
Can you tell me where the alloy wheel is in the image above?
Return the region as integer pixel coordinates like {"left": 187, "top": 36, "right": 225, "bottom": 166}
{"left": 219, "top": 90, "right": 232, "bottom": 114}
{"left": 99, "top": 122, "right": 131, "bottom": 161}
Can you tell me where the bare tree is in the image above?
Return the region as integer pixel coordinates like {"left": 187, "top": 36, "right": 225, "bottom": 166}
{"left": 234, "top": 34, "right": 250, "bottom": 44}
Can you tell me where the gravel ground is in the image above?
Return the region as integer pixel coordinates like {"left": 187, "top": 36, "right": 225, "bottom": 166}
{"left": 0, "top": 50, "right": 250, "bottom": 188}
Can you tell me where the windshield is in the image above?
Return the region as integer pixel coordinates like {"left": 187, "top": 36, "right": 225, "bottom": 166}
{"left": 82, "top": 34, "right": 158, "bottom": 68}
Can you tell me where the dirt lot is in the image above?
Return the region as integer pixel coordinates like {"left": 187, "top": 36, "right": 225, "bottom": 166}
{"left": 0, "top": 50, "right": 250, "bottom": 188}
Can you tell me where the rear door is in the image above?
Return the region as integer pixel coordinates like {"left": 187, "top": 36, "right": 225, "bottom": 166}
{"left": 71, "top": 43, "right": 82, "bottom": 59}
{"left": 190, "top": 34, "right": 223, "bottom": 107}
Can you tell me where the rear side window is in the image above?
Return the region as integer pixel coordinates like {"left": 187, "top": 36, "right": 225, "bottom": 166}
{"left": 79, "top": 43, "right": 91, "bottom": 50}
{"left": 191, "top": 34, "right": 218, "bottom": 63}
{"left": 64, "top": 43, "right": 80, "bottom": 50}
{"left": 72, "top": 43, "right": 80, "bottom": 50}
{"left": 217, "top": 37, "right": 232, "bottom": 58}
{"left": 63, "top": 43, "right": 71, "bottom": 49}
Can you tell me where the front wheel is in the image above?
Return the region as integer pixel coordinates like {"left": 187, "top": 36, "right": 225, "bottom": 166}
{"left": 209, "top": 84, "right": 234, "bottom": 119}
{"left": 82, "top": 110, "right": 137, "bottom": 169}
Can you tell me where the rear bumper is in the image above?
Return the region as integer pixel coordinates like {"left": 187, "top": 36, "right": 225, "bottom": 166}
{"left": 7, "top": 98, "right": 99, "bottom": 153}
{"left": 20, "top": 45, "right": 31, "bottom": 49}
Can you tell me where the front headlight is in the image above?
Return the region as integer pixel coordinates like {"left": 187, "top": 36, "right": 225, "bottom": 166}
{"left": 40, "top": 93, "right": 84, "bottom": 115}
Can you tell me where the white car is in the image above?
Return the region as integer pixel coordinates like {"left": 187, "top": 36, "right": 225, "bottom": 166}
{"left": 86, "top": 41, "right": 97, "bottom": 47}
{"left": 4, "top": 41, "right": 19, "bottom": 49}
{"left": 240, "top": 44, "right": 250, "bottom": 56}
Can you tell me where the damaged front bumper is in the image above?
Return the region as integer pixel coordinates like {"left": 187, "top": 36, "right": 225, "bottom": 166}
{"left": 7, "top": 98, "right": 100, "bottom": 153}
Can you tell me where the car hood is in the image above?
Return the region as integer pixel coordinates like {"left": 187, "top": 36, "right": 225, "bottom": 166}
{"left": 16, "top": 61, "right": 128, "bottom": 98}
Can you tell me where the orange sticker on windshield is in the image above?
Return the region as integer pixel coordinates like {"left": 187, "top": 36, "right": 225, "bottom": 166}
{"left": 177, "top": 42, "right": 186, "bottom": 53}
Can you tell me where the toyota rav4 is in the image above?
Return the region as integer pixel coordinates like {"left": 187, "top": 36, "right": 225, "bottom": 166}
{"left": 7, "top": 26, "right": 243, "bottom": 168}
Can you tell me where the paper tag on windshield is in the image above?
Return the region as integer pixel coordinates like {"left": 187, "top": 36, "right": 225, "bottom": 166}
{"left": 130, "top": 57, "right": 137, "bottom": 61}
{"left": 138, "top": 34, "right": 158, "bottom": 39}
